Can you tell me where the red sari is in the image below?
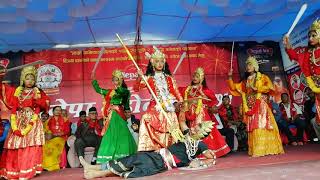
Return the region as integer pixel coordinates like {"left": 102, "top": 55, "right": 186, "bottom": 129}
{"left": 42, "top": 116, "right": 70, "bottom": 171}
{"left": 181, "top": 85, "right": 230, "bottom": 157}
{"left": 0, "top": 87, "right": 47, "bottom": 179}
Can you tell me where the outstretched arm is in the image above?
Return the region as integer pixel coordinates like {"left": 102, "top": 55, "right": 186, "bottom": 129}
{"left": 92, "top": 80, "right": 109, "bottom": 96}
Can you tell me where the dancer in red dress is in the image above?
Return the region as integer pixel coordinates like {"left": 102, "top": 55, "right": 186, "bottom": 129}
{"left": 0, "top": 66, "right": 47, "bottom": 179}
{"left": 283, "top": 19, "right": 320, "bottom": 125}
{"left": 180, "top": 67, "right": 230, "bottom": 157}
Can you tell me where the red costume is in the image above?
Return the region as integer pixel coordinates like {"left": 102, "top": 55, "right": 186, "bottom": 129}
{"left": 0, "top": 66, "right": 48, "bottom": 179}
{"left": 134, "top": 73, "right": 183, "bottom": 151}
{"left": 180, "top": 85, "right": 230, "bottom": 157}
{"left": 180, "top": 67, "right": 231, "bottom": 157}
{"left": 285, "top": 20, "right": 320, "bottom": 124}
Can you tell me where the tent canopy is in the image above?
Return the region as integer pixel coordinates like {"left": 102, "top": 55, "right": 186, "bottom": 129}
{"left": 0, "top": 0, "right": 319, "bottom": 52}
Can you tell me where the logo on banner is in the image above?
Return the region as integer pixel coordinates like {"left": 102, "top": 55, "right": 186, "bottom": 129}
{"left": 36, "top": 64, "right": 62, "bottom": 95}
{"left": 247, "top": 45, "right": 273, "bottom": 64}
{"left": 123, "top": 63, "right": 148, "bottom": 81}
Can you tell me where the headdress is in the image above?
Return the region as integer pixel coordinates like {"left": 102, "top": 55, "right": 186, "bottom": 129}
{"left": 245, "top": 56, "right": 259, "bottom": 72}
{"left": 309, "top": 19, "right": 320, "bottom": 43}
{"left": 194, "top": 67, "right": 205, "bottom": 83}
{"left": 20, "top": 66, "right": 37, "bottom": 86}
{"left": 146, "top": 46, "right": 166, "bottom": 66}
{"left": 310, "top": 19, "right": 320, "bottom": 34}
{"left": 112, "top": 69, "right": 123, "bottom": 81}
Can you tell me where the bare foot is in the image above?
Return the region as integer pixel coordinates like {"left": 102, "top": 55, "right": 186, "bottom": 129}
{"left": 84, "top": 170, "right": 100, "bottom": 179}
{"left": 84, "top": 169, "right": 113, "bottom": 179}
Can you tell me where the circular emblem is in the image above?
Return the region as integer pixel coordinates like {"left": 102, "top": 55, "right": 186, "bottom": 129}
{"left": 36, "top": 64, "right": 62, "bottom": 95}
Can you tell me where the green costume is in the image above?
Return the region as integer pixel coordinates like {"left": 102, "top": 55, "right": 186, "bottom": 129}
{"left": 92, "top": 80, "right": 137, "bottom": 163}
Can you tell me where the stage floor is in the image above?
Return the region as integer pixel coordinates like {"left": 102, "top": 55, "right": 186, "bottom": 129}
{"left": 35, "top": 144, "right": 320, "bottom": 180}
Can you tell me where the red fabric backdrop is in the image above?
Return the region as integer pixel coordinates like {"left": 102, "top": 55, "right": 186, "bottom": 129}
{"left": 23, "top": 43, "right": 240, "bottom": 120}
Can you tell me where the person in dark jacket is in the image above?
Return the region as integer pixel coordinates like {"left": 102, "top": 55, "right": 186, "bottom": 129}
{"left": 75, "top": 107, "right": 103, "bottom": 165}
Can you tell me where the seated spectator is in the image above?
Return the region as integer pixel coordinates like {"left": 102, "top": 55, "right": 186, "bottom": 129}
{"left": 71, "top": 111, "right": 87, "bottom": 135}
{"left": 42, "top": 106, "right": 70, "bottom": 171}
{"left": 304, "top": 88, "right": 320, "bottom": 141}
{"left": 124, "top": 110, "right": 139, "bottom": 144}
{"left": 278, "top": 93, "right": 306, "bottom": 146}
{"left": 40, "top": 112, "right": 50, "bottom": 123}
{"left": 0, "top": 119, "right": 10, "bottom": 155}
{"left": 75, "top": 107, "right": 103, "bottom": 165}
{"left": 218, "top": 95, "right": 247, "bottom": 151}
{"left": 209, "top": 105, "right": 235, "bottom": 152}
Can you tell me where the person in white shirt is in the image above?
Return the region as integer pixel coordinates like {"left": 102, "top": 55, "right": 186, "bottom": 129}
{"left": 124, "top": 110, "right": 139, "bottom": 144}
{"left": 278, "top": 93, "right": 306, "bottom": 146}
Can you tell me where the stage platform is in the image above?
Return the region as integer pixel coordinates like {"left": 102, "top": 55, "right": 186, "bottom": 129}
{"left": 34, "top": 144, "right": 320, "bottom": 180}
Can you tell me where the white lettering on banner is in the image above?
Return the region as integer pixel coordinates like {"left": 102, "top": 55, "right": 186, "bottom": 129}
{"left": 49, "top": 99, "right": 96, "bottom": 117}
{"left": 123, "top": 72, "right": 138, "bottom": 81}
{"left": 47, "top": 94, "right": 232, "bottom": 118}
{"left": 130, "top": 94, "right": 150, "bottom": 113}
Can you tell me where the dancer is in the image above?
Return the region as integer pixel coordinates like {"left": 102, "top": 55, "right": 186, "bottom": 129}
{"left": 0, "top": 66, "right": 47, "bottom": 179}
{"left": 180, "top": 67, "right": 230, "bottom": 157}
{"left": 228, "top": 56, "right": 284, "bottom": 157}
{"left": 80, "top": 123, "right": 216, "bottom": 179}
{"left": 134, "top": 46, "right": 183, "bottom": 151}
{"left": 92, "top": 69, "right": 136, "bottom": 163}
{"left": 283, "top": 19, "right": 320, "bottom": 125}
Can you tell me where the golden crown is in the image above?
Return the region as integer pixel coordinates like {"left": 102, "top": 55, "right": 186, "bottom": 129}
{"left": 246, "top": 56, "right": 259, "bottom": 72}
{"left": 310, "top": 19, "right": 320, "bottom": 33}
{"left": 112, "top": 69, "right": 123, "bottom": 80}
{"left": 20, "top": 66, "right": 37, "bottom": 86}
{"left": 150, "top": 46, "right": 166, "bottom": 62}
{"left": 194, "top": 67, "right": 205, "bottom": 82}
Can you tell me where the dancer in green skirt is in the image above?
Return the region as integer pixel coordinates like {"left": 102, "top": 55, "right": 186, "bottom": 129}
{"left": 91, "top": 69, "right": 137, "bottom": 164}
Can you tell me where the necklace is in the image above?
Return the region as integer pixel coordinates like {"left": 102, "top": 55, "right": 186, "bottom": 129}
{"left": 184, "top": 136, "right": 199, "bottom": 160}
{"left": 311, "top": 48, "right": 320, "bottom": 67}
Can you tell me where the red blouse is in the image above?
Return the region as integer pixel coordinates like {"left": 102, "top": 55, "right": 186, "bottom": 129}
{"left": 47, "top": 116, "right": 70, "bottom": 137}
{"left": 286, "top": 47, "right": 320, "bottom": 77}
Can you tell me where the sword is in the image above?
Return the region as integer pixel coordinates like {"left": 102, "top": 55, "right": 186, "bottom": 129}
{"left": 91, "top": 47, "right": 105, "bottom": 75}
{"left": 173, "top": 52, "right": 187, "bottom": 75}
{"left": 7, "top": 60, "right": 45, "bottom": 72}
{"left": 286, "top": 3, "right": 307, "bottom": 36}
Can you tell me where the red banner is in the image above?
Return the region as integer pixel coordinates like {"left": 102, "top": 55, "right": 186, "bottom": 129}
{"left": 286, "top": 69, "right": 308, "bottom": 109}
{"left": 23, "top": 43, "right": 239, "bottom": 120}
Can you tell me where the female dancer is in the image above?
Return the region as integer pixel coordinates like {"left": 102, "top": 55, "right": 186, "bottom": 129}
{"left": 91, "top": 70, "right": 136, "bottom": 163}
{"left": 228, "top": 56, "right": 284, "bottom": 157}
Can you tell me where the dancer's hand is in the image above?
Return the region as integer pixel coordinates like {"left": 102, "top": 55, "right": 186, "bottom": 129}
{"left": 283, "top": 35, "right": 292, "bottom": 49}
{"left": 137, "top": 69, "right": 144, "bottom": 77}
{"left": 228, "top": 70, "right": 233, "bottom": 79}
